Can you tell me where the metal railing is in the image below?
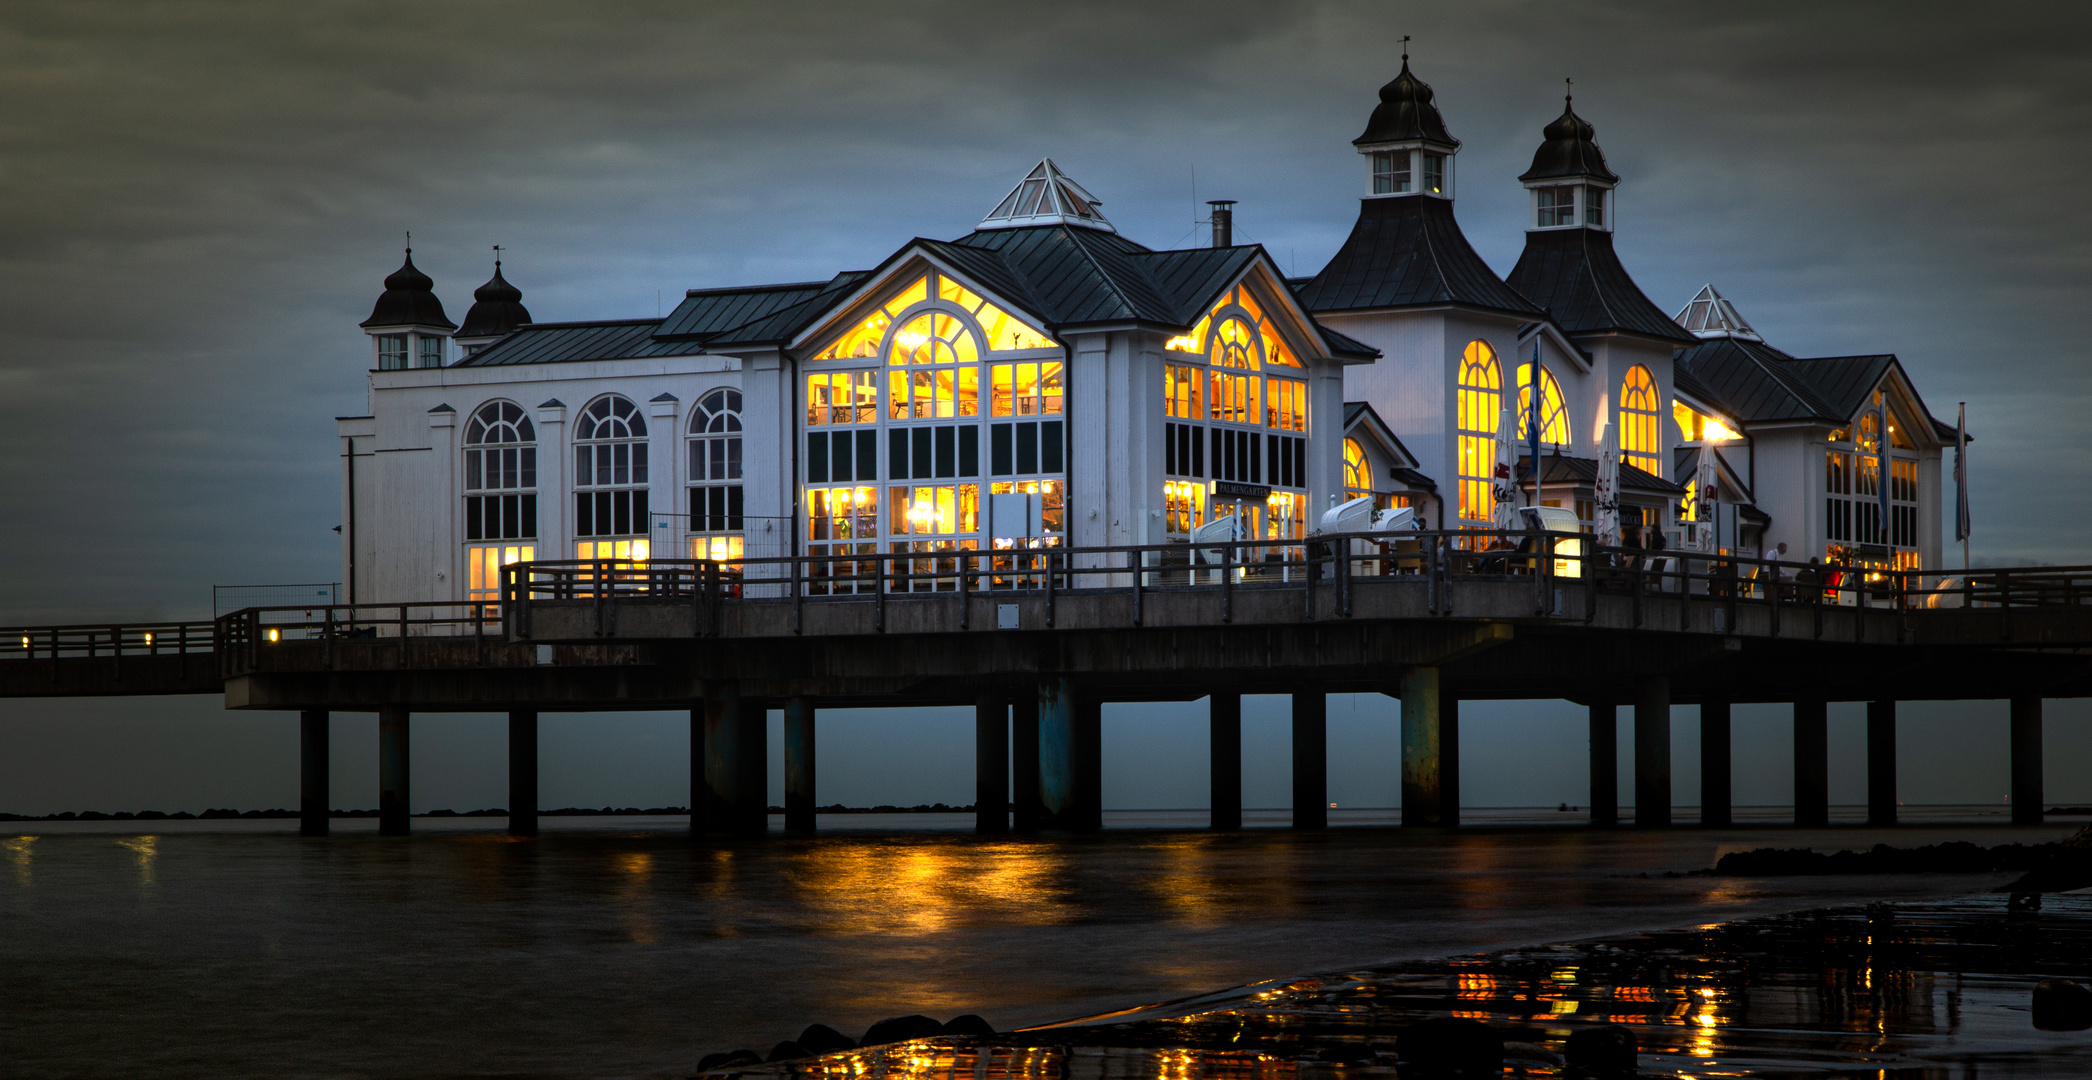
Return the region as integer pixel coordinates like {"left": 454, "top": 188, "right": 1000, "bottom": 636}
{"left": 211, "top": 601, "right": 506, "bottom": 676}
{"left": 2, "top": 621, "right": 217, "bottom": 661}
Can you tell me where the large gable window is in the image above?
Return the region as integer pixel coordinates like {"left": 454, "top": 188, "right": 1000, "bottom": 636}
{"left": 1159, "top": 282, "right": 1312, "bottom": 541}
{"left": 463, "top": 401, "right": 536, "bottom": 609}
{"left": 1455, "top": 340, "right": 1501, "bottom": 524}
{"left": 1516, "top": 362, "right": 1570, "bottom": 448}
{"left": 1618, "top": 365, "right": 1661, "bottom": 476}
{"left": 574, "top": 395, "right": 649, "bottom": 551}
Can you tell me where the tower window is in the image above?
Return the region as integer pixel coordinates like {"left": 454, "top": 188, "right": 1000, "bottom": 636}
{"left": 1584, "top": 186, "right": 1606, "bottom": 227}
{"left": 377, "top": 334, "right": 407, "bottom": 370}
{"left": 1537, "top": 186, "right": 1578, "bottom": 228}
{"left": 1372, "top": 150, "right": 1411, "bottom": 194}
{"left": 1421, "top": 152, "right": 1446, "bottom": 195}
{"left": 416, "top": 335, "right": 444, "bottom": 369}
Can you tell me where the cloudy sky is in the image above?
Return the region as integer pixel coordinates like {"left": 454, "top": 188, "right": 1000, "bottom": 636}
{"left": 1, "top": 1, "right": 2087, "bottom": 814}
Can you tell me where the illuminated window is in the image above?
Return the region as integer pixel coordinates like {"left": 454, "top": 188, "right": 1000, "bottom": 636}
{"left": 812, "top": 278, "right": 926, "bottom": 361}
{"left": 689, "top": 535, "right": 744, "bottom": 565}
{"left": 688, "top": 388, "right": 743, "bottom": 538}
{"left": 574, "top": 538, "right": 648, "bottom": 562}
{"left": 888, "top": 484, "right": 979, "bottom": 537}
{"left": 1344, "top": 438, "right": 1372, "bottom": 498}
{"left": 1673, "top": 401, "right": 1740, "bottom": 443}
{"left": 1455, "top": 340, "right": 1501, "bottom": 523}
{"left": 1165, "top": 364, "right": 1203, "bottom": 419}
{"left": 376, "top": 334, "right": 407, "bottom": 370}
{"left": 989, "top": 362, "right": 1062, "bottom": 417}
{"left": 1618, "top": 365, "right": 1661, "bottom": 476}
{"left": 1515, "top": 363, "right": 1570, "bottom": 447}
{"left": 887, "top": 313, "right": 980, "bottom": 420}
{"left": 466, "top": 544, "right": 533, "bottom": 608}
{"left": 1266, "top": 378, "right": 1308, "bottom": 432}
{"left": 574, "top": 395, "right": 648, "bottom": 538}
{"left": 1266, "top": 491, "right": 1306, "bottom": 542}
{"left": 464, "top": 401, "right": 535, "bottom": 543}
{"left": 988, "top": 479, "right": 1065, "bottom": 539}
{"left": 807, "top": 371, "right": 877, "bottom": 425}
{"left": 1163, "top": 479, "right": 1205, "bottom": 535}
{"left": 1372, "top": 150, "right": 1411, "bottom": 194}
{"left": 813, "top": 273, "right": 1050, "bottom": 361}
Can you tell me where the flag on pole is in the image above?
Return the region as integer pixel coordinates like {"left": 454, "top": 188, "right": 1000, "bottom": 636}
{"left": 1527, "top": 344, "right": 1544, "bottom": 508}
{"left": 1492, "top": 382, "right": 1521, "bottom": 532}
{"left": 1954, "top": 402, "right": 1971, "bottom": 543}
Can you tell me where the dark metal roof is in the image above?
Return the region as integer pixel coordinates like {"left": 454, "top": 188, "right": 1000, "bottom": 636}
{"left": 1505, "top": 228, "right": 1696, "bottom": 343}
{"left": 655, "top": 279, "right": 848, "bottom": 342}
{"left": 1674, "top": 338, "right": 1959, "bottom": 442}
{"left": 456, "top": 264, "right": 531, "bottom": 338}
{"left": 360, "top": 250, "right": 455, "bottom": 330}
{"left": 454, "top": 319, "right": 691, "bottom": 367}
{"left": 1295, "top": 196, "right": 1543, "bottom": 317}
{"left": 1517, "top": 452, "right": 1685, "bottom": 496}
{"left": 1353, "top": 62, "right": 1460, "bottom": 148}
{"left": 1519, "top": 101, "right": 1619, "bottom": 184}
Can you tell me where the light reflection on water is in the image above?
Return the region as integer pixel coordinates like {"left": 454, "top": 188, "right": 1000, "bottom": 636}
{"left": 0, "top": 819, "right": 2075, "bottom": 1080}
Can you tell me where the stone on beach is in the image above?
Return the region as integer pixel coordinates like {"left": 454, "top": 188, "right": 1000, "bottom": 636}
{"left": 765, "top": 1041, "right": 810, "bottom": 1062}
{"left": 940, "top": 1014, "right": 996, "bottom": 1036}
{"left": 694, "top": 1049, "right": 762, "bottom": 1072}
{"left": 2031, "top": 978, "right": 2092, "bottom": 1031}
{"left": 795, "top": 1024, "right": 856, "bottom": 1053}
{"left": 858, "top": 1014, "right": 945, "bottom": 1046}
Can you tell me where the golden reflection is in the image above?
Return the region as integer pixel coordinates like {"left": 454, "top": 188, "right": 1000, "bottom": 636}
{"left": 787, "top": 840, "right": 1074, "bottom": 936}
{"left": 615, "top": 850, "right": 659, "bottom": 944}
{"left": 116, "top": 835, "right": 157, "bottom": 892}
{"left": 3, "top": 835, "right": 33, "bottom": 887}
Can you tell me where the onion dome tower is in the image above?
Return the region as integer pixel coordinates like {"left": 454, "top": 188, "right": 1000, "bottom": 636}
{"left": 1504, "top": 95, "right": 1694, "bottom": 344}
{"left": 454, "top": 250, "right": 533, "bottom": 357}
{"left": 359, "top": 245, "right": 456, "bottom": 370}
{"left": 1295, "top": 57, "right": 1539, "bottom": 318}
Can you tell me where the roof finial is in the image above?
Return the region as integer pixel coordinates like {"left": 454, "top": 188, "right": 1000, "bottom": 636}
{"left": 405, "top": 230, "right": 412, "bottom": 254}
{"left": 492, "top": 244, "right": 502, "bottom": 269}
{"left": 1401, "top": 35, "right": 1410, "bottom": 63}
{"left": 1565, "top": 77, "right": 1573, "bottom": 105}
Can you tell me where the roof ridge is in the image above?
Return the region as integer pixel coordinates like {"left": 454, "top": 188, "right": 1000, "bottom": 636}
{"left": 1063, "top": 226, "right": 1147, "bottom": 323}
{"left": 516, "top": 317, "right": 662, "bottom": 330}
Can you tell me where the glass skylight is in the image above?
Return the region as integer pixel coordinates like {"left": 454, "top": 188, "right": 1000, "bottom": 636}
{"left": 1673, "top": 285, "right": 1762, "bottom": 341}
{"left": 978, "top": 159, "right": 1116, "bottom": 233}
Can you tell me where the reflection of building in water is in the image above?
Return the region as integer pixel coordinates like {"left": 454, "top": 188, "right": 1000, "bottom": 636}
{"left": 336, "top": 67, "right": 1956, "bottom": 603}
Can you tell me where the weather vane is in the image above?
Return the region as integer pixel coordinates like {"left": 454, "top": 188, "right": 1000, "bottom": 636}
{"left": 493, "top": 244, "right": 503, "bottom": 268}
{"left": 1401, "top": 35, "right": 1410, "bottom": 62}
{"left": 1565, "top": 77, "right": 1573, "bottom": 103}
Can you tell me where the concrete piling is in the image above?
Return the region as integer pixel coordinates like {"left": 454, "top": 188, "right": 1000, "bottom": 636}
{"left": 1589, "top": 703, "right": 1617, "bottom": 827}
{"left": 299, "top": 709, "right": 328, "bottom": 837}
{"left": 2012, "top": 696, "right": 2044, "bottom": 825}
{"left": 1400, "top": 667, "right": 1450, "bottom": 826}
{"left": 378, "top": 706, "right": 410, "bottom": 835}
{"left": 1794, "top": 698, "right": 1829, "bottom": 826}
{"left": 974, "top": 692, "right": 1007, "bottom": 834}
{"left": 1209, "top": 692, "right": 1242, "bottom": 830}
{"left": 1037, "top": 678, "right": 1100, "bottom": 830}
{"left": 1634, "top": 677, "right": 1671, "bottom": 828}
{"left": 703, "top": 685, "right": 767, "bottom": 835}
{"left": 1292, "top": 691, "right": 1327, "bottom": 829}
{"left": 1700, "top": 700, "right": 1731, "bottom": 827}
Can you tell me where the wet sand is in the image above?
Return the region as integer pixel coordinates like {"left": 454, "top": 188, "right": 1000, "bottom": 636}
{"left": 0, "top": 813, "right": 2080, "bottom": 1079}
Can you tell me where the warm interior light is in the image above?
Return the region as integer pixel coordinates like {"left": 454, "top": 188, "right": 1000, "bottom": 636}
{"left": 142, "top": 633, "right": 153, "bottom": 646}
{"left": 1164, "top": 334, "right": 1197, "bottom": 352}
{"left": 266, "top": 628, "right": 280, "bottom": 643}
{"left": 20, "top": 635, "right": 30, "bottom": 649}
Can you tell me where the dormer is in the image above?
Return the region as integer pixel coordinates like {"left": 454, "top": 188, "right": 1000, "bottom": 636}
{"left": 1519, "top": 96, "right": 1618, "bottom": 232}
{"left": 360, "top": 248, "right": 455, "bottom": 370}
{"left": 1353, "top": 60, "right": 1460, "bottom": 200}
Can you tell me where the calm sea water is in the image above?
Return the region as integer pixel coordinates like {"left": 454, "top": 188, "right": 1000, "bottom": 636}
{"left": 1, "top": 813, "right": 2076, "bottom": 1080}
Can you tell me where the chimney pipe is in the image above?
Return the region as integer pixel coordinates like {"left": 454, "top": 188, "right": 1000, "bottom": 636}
{"left": 1208, "top": 200, "right": 1236, "bottom": 248}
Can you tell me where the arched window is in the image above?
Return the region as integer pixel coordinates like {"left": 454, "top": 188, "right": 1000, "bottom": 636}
{"left": 1618, "top": 365, "right": 1661, "bottom": 476}
{"left": 1455, "top": 341, "right": 1501, "bottom": 523}
{"left": 1516, "top": 363, "right": 1570, "bottom": 447}
{"left": 1344, "top": 438, "right": 1372, "bottom": 497}
{"left": 463, "top": 401, "right": 536, "bottom": 606}
{"left": 688, "top": 388, "right": 744, "bottom": 558}
{"left": 888, "top": 312, "right": 981, "bottom": 419}
{"left": 1157, "top": 283, "right": 1309, "bottom": 541}
{"left": 574, "top": 395, "right": 649, "bottom": 558}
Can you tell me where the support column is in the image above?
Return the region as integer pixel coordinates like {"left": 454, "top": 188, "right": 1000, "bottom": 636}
{"left": 703, "top": 685, "right": 768, "bottom": 835}
{"left": 785, "top": 697, "right": 816, "bottom": 834}
{"left": 688, "top": 703, "right": 705, "bottom": 834}
{"left": 2012, "top": 696, "right": 2044, "bottom": 825}
{"left": 974, "top": 692, "right": 1008, "bottom": 834}
{"left": 299, "top": 710, "right": 329, "bottom": 837}
{"left": 1794, "top": 698, "right": 1829, "bottom": 827}
{"left": 378, "top": 706, "right": 410, "bottom": 835}
{"left": 1209, "top": 692, "right": 1242, "bottom": 830}
{"left": 1700, "top": 701, "right": 1731, "bottom": 828}
{"left": 508, "top": 710, "right": 538, "bottom": 837}
{"left": 1867, "top": 700, "right": 1897, "bottom": 826}
{"left": 1400, "top": 667, "right": 1449, "bottom": 826}
{"left": 1589, "top": 703, "right": 1617, "bottom": 827}
{"left": 1037, "top": 678, "right": 1101, "bottom": 830}
{"left": 1293, "top": 691, "right": 1327, "bottom": 829}
{"left": 1012, "top": 691, "right": 1041, "bottom": 832}
{"left": 1635, "top": 677, "right": 1671, "bottom": 827}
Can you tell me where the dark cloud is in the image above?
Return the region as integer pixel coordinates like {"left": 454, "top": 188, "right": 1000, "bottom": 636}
{"left": 1, "top": 0, "right": 2087, "bottom": 624}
